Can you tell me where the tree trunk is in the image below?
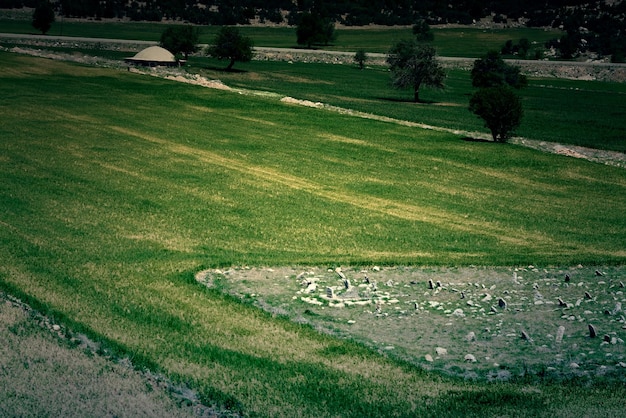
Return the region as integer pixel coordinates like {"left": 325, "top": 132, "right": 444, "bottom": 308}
{"left": 414, "top": 83, "right": 420, "bottom": 102}
{"left": 226, "top": 58, "right": 235, "bottom": 71}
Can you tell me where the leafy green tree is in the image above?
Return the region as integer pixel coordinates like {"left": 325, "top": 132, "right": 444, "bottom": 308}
{"left": 471, "top": 50, "right": 527, "bottom": 89}
{"left": 412, "top": 19, "right": 434, "bottom": 42}
{"left": 353, "top": 49, "right": 367, "bottom": 69}
{"left": 386, "top": 40, "right": 445, "bottom": 103}
{"left": 32, "top": 1, "right": 55, "bottom": 35}
{"left": 296, "top": 12, "right": 336, "bottom": 48}
{"left": 207, "top": 26, "right": 254, "bottom": 71}
{"left": 160, "top": 25, "right": 200, "bottom": 61}
{"left": 469, "top": 86, "right": 523, "bottom": 142}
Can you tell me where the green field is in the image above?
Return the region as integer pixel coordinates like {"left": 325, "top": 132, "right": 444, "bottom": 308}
{"left": 188, "top": 57, "right": 626, "bottom": 152}
{"left": 1, "top": 50, "right": 626, "bottom": 416}
{"left": 0, "top": 13, "right": 562, "bottom": 56}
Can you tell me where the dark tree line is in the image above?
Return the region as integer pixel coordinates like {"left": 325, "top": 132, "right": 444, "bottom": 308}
{"left": 6, "top": 1, "right": 622, "bottom": 27}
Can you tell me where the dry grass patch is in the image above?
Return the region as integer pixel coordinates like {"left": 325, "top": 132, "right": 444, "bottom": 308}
{"left": 0, "top": 295, "right": 199, "bottom": 418}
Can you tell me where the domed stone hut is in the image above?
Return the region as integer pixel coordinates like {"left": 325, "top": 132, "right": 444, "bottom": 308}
{"left": 125, "top": 46, "right": 179, "bottom": 67}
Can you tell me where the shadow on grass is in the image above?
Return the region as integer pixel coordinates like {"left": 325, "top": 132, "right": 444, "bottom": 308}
{"left": 203, "top": 65, "right": 249, "bottom": 73}
{"left": 461, "top": 136, "right": 492, "bottom": 143}
{"left": 375, "top": 96, "right": 437, "bottom": 104}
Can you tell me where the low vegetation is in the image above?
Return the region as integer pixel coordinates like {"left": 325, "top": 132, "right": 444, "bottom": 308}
{"left": 1, "top": 50, "right": 625, "bottom": 416}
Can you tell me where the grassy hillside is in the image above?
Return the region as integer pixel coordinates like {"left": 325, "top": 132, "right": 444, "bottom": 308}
{"left": 1, "top": 51, "right": 625, "bottom": 416}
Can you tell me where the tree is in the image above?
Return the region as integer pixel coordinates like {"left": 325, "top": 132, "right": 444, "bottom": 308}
{"left": 353, "top": 49, "right": 367, "bottom": 69}
{"left": 386, "top": 40, "right": 445, "bottom": 103}
{"left": 32, "top": 1, "right": 55, "bottom": 35}
{"left": 469, "top": 86, "right": 523, "bottom": 142}
{"left": 206, "top": 26, "right": 254, "bottom": 71}
{"left": 296, "top": 12, "right": 336, "bottom": 48}
{"left": 471, "top": 50, "right": 527, "bottom": 89}
{"left": 412, "top": 19, "right": 434, "bottom": 42}
{"left": 160, "top": 25, "right": 200, "bottom": 61}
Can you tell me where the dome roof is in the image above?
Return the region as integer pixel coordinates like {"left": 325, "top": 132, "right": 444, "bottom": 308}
{"left": 131, "top": 46, "right": 176, "bottom": 62}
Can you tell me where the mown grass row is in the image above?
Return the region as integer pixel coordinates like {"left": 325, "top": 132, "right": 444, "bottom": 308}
{"left": 1, "top": 51, "right": 625, "bottom": 416}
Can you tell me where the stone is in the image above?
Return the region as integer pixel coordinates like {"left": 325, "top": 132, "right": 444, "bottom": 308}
{"left": 570, "top": 362, "right": 580, "bottom": 369}
{"left": 460, "top": 291, "right": 465, "bottom": 299}
{"left": 498, "top": 298, "right": 507, "bottom": 309}
{"left": 465, "top": 331, "right": 476, "bottom": 342}
{"left": 424, "top": 354, "right": 434, "bottom": 362}
{"left": 326, "top": 287, "right": 334, "bottom": 299}
{"left": 52, "top": 324, "right": 61, "bottom": 332}
{"left": 464, "top": 354, "right": 477, "bottom": 363}
{"left": 588, "top": 324, "right": 597, "bottom": 338}
{"left": 428, "top": 279, "right": 434, "bottom": 290}
{"left": 595, "top": 270, "right": 604, "bottom": 276}
{"left": 611, "top": 302, "right": 622, "bottom": 315}
{"left": 565, "top": 274, "right": 570, "bottom": 282}
{"left": 452, "top": 308, "right": 465, "bottom": 317}
{"left": 435, "top": 347, "right": 448, "bottom": 356}
{"left": 436, "top": 281, "right": 442, "bottom": 288}
{"left": 558, "top": 297, "right": 567, "bottom": 307}
{"left": 556, "top": 325, "right": 565, "bottom": 344}
{"left": 343, "top": 278, "right": 351, "bottom": 289}
{"left": 481, "top": 293, "right": 492, "bottom": 302}
{"left": 584, "top": 291, "right": 592, "bottom": 300}
{"left": 414, "top": 302, "right": 419, "bottom": 310}
{"left": 335, "top": 268, "right": 346, "bottom": 280}
{"left": 521, "top": 330, "right": 531, "bottom": 341}
{"left": 603, "top": 334, "right": 611, "bottom": 342}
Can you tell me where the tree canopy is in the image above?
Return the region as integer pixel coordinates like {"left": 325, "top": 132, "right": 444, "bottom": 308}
{"left": 387, "top": 40, "right": 445, "bottom": 103}
{"left": 32, "top": 1, "right": 55, "bottom": 35}
{"left": 296, "top": 12, "right": 336, "bottom": 48}
{"left": 206, "top": 26, "right": 254, "bottom": 71}
{"left": 469, "top": 86, "right": 523, "bottom": 142}
{"left": 471, "top": 51, "right": 528, "bottom": 89}
{"left": 160, "top": 25, "right": 200, "bottom": 61}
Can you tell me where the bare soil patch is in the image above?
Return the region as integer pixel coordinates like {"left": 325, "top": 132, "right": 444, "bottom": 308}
{"left": 197, "top": 265, "right": 626, "bottom": 383}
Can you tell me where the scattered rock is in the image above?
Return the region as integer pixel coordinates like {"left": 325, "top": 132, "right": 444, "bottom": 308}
{"left": 611, "top": 302, "right": 622, "bottom": 315}
{"left": 570, "top": 362, "right": 580, "bottom": 369}
{"left": 521, "top": 330, "right": 531, "bottom": 341}
{"left": 565, "top": 274, "right": 570, "bottom": 283}
{"left": 464, "top": 354, "right": 477, "bottom": 363}
{"left": 452, "top": 308, "right": 465, "bottom": 317}
{"left": 603, "top": 334, "right": 611, "bottom": 343}
{"left": 498, "top": 298, "right": 507, "bottom": 309}
{"left": 465, "top": 332, "right": 476, "bottom": 342}
{"left": 428, "top": 279, "right": 434, "bottom": 290}
{"left": 558, "top": 297, "right": 567, "bottom": 307}
{"left": 556, "top": 326, "right": 565, "bottom": 344}
{"left": 326, "top": 287, "right": 334, "bottom": 299}
{"left": 435, "top": 347, "right": 448, "bottom": 356}
{"left": 584, "top": 291, "right": 592, "bottom": 300}
{"left": 595, "top": 270, "right": 604, "bottom": 277}
{"left": 424, "top": 354, "right": 434, "bottom": 362}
